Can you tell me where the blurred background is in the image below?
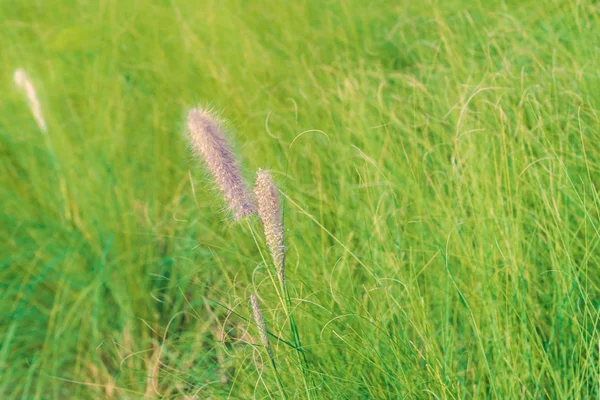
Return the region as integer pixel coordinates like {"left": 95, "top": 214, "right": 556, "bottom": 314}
{"left": 2, "top": 0, "right": 600, "bottom": 398}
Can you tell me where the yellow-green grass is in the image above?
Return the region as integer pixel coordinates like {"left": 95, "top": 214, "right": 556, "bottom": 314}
{"left": 1, "top": 0, "right": 599, "bottom": 398}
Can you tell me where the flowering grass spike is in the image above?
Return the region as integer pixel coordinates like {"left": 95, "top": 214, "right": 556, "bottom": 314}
{"left": 14, "top": 68, "right": 47, "bottom": 133}
{"left": 254, "top": 169, "right": 285, "bottom": 284}
{"left": 250, "top": 293, "right": 273, "bottom": 359}
{"left": 187, "top": 108, "right": 256, "bottom": 219}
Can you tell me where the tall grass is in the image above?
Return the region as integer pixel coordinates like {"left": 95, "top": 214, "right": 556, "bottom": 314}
{"left": 1, "top": 0, "right": 600, "bottom": 398}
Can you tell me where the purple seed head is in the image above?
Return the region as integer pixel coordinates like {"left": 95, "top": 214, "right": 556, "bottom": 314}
{"left": 249, "top": 293, "right": 273, "bottom": 358}
{"left": 187, "top": 108, "right": 256, "bottom": 219}
{"left": 254, "top": 169, "right": 285, "bottom": 284}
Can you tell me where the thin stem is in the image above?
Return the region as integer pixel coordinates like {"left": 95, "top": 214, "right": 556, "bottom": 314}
{"left": 246, "top": 220, "right": 314, "bottom": 398}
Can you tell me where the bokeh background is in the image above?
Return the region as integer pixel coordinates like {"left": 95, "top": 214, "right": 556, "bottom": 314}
{"left": 2, "top": 0, "right": 600, "bottom": 398}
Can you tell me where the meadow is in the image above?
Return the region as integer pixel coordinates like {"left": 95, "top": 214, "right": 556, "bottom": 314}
{"left": 2, "top": 0, "right": 600, "bottom": 398}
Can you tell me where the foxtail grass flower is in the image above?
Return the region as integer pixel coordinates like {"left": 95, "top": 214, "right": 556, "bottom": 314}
{"left": 250, "top": 293, "right": 274, "bottom": 359}
{"left": 187, "top": 108, "right": 256, "bottom": 219}
{"left": 254, "top": 169, "right": 285, "bottom": 284}
{"left": 14, "top": 68, "right": 47, "bottom": 133}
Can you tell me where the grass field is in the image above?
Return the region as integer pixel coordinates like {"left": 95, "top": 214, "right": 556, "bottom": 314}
{"left": 2, "top": 0, "right": 600, "bottom": 398}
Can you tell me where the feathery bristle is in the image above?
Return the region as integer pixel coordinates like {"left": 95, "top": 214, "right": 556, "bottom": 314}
{"left": 14, "top": 68, "right": 47, "bottom": 133}
{"left": 249, "top": 293, "right": 273, "bottom": 359}
{"left": 187, "top": 108, "right": 256, "bottom": 219}
{"left": 254, "top": 169, "right": 285, "bottom": 284}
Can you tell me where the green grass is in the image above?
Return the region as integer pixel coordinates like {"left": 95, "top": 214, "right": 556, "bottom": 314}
{"left": 2, "top": 0, "right": 600, "bottom": 398}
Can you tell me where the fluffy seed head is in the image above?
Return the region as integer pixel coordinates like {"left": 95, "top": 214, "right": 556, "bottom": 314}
{"left": 250, "top": 293, "right": 273, "bottom": 359}
{"left": 254, "top": 169, "right": 285, "bottom": 284}
{"left": 14, "top": 68, "right": 47, "bottom": 133}
{"left": 187, "top": 108, "right": 256, "bottom": 219}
